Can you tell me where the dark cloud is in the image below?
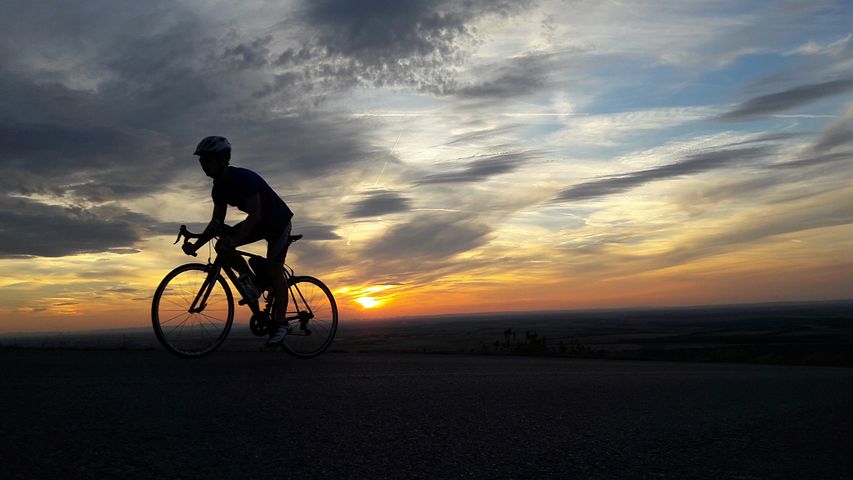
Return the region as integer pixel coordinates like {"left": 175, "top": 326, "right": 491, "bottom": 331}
{"left": 289, "top": 240, "right": 344, "bottom": 273}
{"left": 765, "top": 151, "right": 852, "bottom": 170}
{"left": 452, "top": 52, "right": 559, "bottom": 98}
{"left": 555, "top": 146, "right": 772, "bottom": 201}
{"left": 717, "top": 132, "right": 807, "bottom": 149}
{"left": 364, "top": 212, "right": 491, "bottom": 262}
{"left": 232, "top": 115, "right": 383, "bottom": 181}
{"left": 719, "top": 78, "right": 853, "bottom": 121}
{"left": 442, "top": 124, "right": 522, "bottom": 146}
{"left": 0, "top": 1, "right": 396, "bottom": 259}
{"left": 0, "top": 121, "right": 148, "bottom": 169}
{"left": 221, "top": 35, "right": 274, "bottom": 68}
{"left": 346, "top": 190, "right": 412, "bottom": 218}
{"left": 811, "top": 108, "right": 853, "bottom": 153}
{"left": 288, "top": 0, "right": 534, "bottom": 94}
{"left": 415, "top": 152, "right": 531, "bottom": 185}
{"left": 0, "top": 120, "right": 176, "bottom": 202}
{"left": 0, "top": 197, "right": 152, "bottom": 258}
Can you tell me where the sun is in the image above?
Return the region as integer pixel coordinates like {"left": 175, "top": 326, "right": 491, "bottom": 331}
{"left": 354, "top": 297, "right": 382, "bottom": 309}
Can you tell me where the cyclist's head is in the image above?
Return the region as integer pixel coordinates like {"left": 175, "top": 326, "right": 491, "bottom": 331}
{"left": 194, "top": 136, "right": 231, "bottom": 178}
{"left": 194, "top": 136, "right": 232, "bottom": 162}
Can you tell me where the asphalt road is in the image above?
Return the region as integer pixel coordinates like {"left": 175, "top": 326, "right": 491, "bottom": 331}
{"left": 2, "top": 351, "right": 852, "bottom": 479}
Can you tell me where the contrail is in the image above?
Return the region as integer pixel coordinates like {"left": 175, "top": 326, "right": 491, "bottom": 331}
{"left": 374, "top": 131, "right": 401, "bottom": 187}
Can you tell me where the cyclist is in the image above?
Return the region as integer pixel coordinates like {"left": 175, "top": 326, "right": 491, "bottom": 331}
{"left": 184, "top": 135, "right": 294, "bottom": 347}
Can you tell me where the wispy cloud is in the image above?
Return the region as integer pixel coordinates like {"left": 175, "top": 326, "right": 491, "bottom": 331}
{"left": 364, "top": 213, "right": 491, "bottom": 264}
{"left": 719, "top": 79, "right": 853, "bottom": 121}
{"left": 555, "top": 147, "right": 772, "bottom": 201}
{"left": 451, "top": 52, "right": 563, "bottom": 98}
{"left": 810, "top": 103, "right": 853, "bottom": 152}
{"left": 415, "top": 152, "right": 533, "bottom": 185}
{"left": 785, "top": 33, "right": 851, "bottom": 57}
{"left": 346, "top": 190, "right": 412, "bottom": 218}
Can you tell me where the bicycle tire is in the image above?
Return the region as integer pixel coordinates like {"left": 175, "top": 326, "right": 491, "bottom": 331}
{"left": 152, "top": 263, "right": 234, "bottom": 358}
{"left": 280, "top": 276, "right": 338, "bottom": 358}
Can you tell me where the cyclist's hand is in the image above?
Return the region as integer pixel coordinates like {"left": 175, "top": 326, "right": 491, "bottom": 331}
{"left": 182, "top": 241, "right": 198, "bottom": 257}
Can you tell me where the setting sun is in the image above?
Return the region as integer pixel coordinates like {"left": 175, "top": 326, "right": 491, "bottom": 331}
{"left": 355, "top": 297, "right": 382, "bottom": 309}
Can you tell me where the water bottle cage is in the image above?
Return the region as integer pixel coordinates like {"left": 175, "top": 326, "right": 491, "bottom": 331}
{"left": 236, "top": 274, "right": 261, "bottom": 303}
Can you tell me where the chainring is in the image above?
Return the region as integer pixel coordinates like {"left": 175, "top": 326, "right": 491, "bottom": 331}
{"left": 249, "top": 312, "right": 273, "bottom": 336}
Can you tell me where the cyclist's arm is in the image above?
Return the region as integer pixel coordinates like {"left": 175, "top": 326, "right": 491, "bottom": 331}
{"left": 193, "top": 202, "right": 227, "bottom": 248}
{"left": 228, "top": 192, "right": 262, "bottom": 245}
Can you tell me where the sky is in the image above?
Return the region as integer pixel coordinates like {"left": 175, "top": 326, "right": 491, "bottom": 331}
{"left": 1, "top": 0, "right": 852, "bottom": 333}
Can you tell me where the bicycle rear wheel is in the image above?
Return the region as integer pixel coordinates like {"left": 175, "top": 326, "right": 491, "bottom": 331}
{"left": 281, "top": 276, "right": 338, "bottom": 358}
{"left": 151, "top": 263, "right": 234, "bottom": 358}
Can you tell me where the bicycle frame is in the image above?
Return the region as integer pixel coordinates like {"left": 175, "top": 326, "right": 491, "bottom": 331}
{"left": 189, "top": 245, "right": 315, "bottom": 325}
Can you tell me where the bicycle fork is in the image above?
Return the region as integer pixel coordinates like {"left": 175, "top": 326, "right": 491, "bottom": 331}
{"left": 188, "top": 265, "right": 220, "bottom": 314}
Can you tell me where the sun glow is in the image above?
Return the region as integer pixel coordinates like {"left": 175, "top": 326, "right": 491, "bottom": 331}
{"left": 355, "top": 297, "right": 382, "bottom": 309}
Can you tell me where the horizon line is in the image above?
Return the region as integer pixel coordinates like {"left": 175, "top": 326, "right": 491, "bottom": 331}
{"left": 2, "top": 298, "right": 851, "bottom": 337}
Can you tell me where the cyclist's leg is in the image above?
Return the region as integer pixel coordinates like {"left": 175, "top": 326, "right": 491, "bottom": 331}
{"left": 219, "top": 224, "right": 265, "bottom": 274}
{"left": 266, "top": 222, "right": 292, "bottom": 324}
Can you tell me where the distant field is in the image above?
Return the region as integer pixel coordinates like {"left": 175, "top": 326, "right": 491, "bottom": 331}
{"left": 2, "top": 301, "right": 851, "bottom": 366}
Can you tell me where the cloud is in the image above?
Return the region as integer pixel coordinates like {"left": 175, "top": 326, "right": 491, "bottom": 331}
{"left": 719, "top": 79, "right": 853, "bottom": 121}
{"left": 664, "top": 190, "right": 853, "bottom": 267}
{"left": 0, "top": 121, "right": 175, "bottom": 201}
{"left": 415, "top": 152, "right": 532, "bottom": 184}
{"left": 0, "top": 197, "right": 152, "bottom": 258}
{"left": 288, "top": 0, "right": 535, "bottom": 93}
{"left": 785, "top": 33, "right": 851, "bottom": 57}
{"left": 810, "top": 103, "right": 853, "bottom": 152}
{"left": 452, "top": 52, "right": 560, "bottom": 98}
{"left": 293, "top": 223, "right": 342, "bottom": 241}
{"left": 441, "top": 124, "right": 522, "bottom": 147}
{"left": 767, "top": 151, "right": 853, "bottom": 170}
{"left": 553, "top": 107, "right": 714, "bottom": 147}
{"left": 363, "top": 212, "right": 491, "bottom": 262}
{"left": 231, "top": 115, "right": 386, "bottom": 182}
{"left": 555, "top": 146, "right": 772, "bottom": 201}
{"left": 0, "top": 1, "right": 413, "bottom": 264}
{"left": 346, "top": 190, "right": 412, "bottom": 218}
{"left": 221, "top": 34, "right": 274, "bottom": 68}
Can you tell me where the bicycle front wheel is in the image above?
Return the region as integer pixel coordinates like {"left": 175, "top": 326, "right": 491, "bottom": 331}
{"left": 151, "top": 263, "right": 234, "bottom": 358}
{"left": 282, "top": 276, "right": 338, "bottom": 358}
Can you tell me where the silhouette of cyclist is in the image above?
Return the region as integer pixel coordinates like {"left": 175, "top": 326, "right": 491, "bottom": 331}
{"left": 184, "top": 136, "right": 294, "bottom": 346}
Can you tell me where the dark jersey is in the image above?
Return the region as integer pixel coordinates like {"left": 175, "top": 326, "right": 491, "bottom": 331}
{"left": 212, "top": 166, "right": 293, "bottom": 237}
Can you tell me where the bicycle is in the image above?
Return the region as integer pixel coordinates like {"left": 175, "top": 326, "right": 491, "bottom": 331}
{"left": 151, "top": 224, "right": 338, "bottom": 358}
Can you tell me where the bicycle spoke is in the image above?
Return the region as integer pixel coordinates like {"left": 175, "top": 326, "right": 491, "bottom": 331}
{"left": 162, "top": 296, "right": 191, "bottom": 310}
{"left": 159, "top": 311, "right": 191, "bottom": 325}
{"left": 196, "top": 319, "right": 213, "bottom": 338}
{"left": 166, "top": 315, "right": 191, "bottom": 336}
{"left": 198, "top": 313, "right": 225, "bottom": 331}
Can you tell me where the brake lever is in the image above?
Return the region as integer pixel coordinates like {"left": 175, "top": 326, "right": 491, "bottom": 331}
{"left": 173, "top": 225, "right": 189, "bottom": 245}
{"left": 174, "top": 225, "right": 198, "bottom": 256}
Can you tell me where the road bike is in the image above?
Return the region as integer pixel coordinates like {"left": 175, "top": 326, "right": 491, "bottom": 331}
{"left": 151, "top": 224, "right": 338, "bottom": 358}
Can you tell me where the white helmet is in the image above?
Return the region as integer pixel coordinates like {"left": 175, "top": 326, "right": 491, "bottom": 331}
{"left": 193, "top": 136, "right": 231, "bottom": 157}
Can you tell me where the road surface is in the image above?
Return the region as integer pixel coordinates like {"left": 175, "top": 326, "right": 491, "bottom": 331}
{"left": 2, "top": 351, "right": 851, "bottom": 479}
